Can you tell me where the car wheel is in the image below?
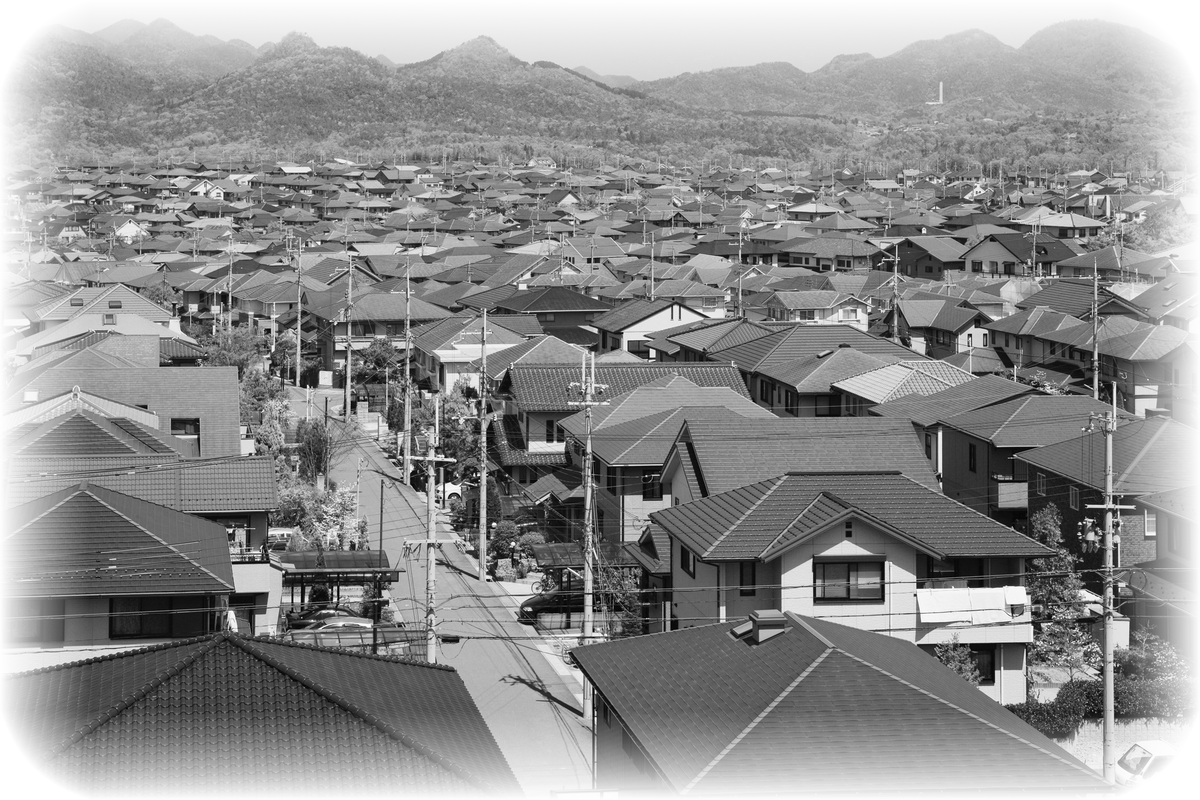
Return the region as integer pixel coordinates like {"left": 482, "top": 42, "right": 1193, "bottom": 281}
{"left": 449, "top": 493, "right": 460, "bottom": 503}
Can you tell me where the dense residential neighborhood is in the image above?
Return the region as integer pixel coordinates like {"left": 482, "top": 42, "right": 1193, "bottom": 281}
{"left": 2, "top": 147, "right": 1196, "bottom": 796}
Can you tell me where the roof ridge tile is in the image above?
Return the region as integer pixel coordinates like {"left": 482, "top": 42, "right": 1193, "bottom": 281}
{"left": 229, "top": 635, "right": 497, "bottom": 791}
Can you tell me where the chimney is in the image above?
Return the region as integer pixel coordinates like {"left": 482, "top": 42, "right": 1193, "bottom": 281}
{"left": 749, "top": 609, "right": 789, "bottom": 644}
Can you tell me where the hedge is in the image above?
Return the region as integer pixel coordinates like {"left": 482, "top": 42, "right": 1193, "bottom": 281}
{"left": 1006, "top": 677, "right": 1193, "bottom": 739}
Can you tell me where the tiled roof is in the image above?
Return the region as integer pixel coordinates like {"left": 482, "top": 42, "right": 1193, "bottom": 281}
{"left": 984, "top": 306, "right": 1084, "bottom": 337}
{"left": 939, "top": 395, "right": 1124, "bottom": 449}
{"left": 471, "top": 335, "right": 586, "bottom": 380}
{"left": 869, "top": 374, "right": 1036, "bottom": 428}
{"left": 560, "top": 384, "right": 774, "bottom": 466}
{"left": 833, "top": 360, "right": 974, "bottom": 404}
{"left": 6, "top": 632, "right": 519, "bottom": 794}
{"left": 6, "top": 453, "right": 279, "bottom": 513}
{"left": 758, "top": 347, "right": 893, "bottom": 392}
{"left": 501, "top": 362, "right": 749, "bottom": 413}
{"left": 590, "top": 298, "right": 674, "bottom": 332}
{"left": 492, "top": 285, "right": 611, "bottom": 313}
{"left": 1136, "top": 486, "right": 1194, "bottom": 520}
{"left": 711, "top": 324, "right": 920, "bottom": 372}
{"left": 679, "top": 417, "right": 938, "bottom": 493}
{"left": 1016, "top": 416, "right": 1196, "bottom": 494}
{"left": 571, "top": 612, "right": 1102, "bottom": 794}
{"left": 7, "top": 483, "right": 234, "bottom": 597}
{"left": 8, "top": 411, "right": 187, "bottom": 457}
{"left": 652, "top": 471, "right": 1050, "bottom": 561}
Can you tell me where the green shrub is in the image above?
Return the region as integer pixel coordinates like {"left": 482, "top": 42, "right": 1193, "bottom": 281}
{"left": 1005, "top": 697, "right": 1085, "bottom": 739}
{"left": 1030, "top": 676, "right": 1194, "bottom": 723}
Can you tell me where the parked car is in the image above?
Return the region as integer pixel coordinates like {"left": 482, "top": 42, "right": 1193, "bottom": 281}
{"left": 518, "top": 587, "right": 588, "bottom": 625}
{"left": 286, "top": 617, "right": 411, "bottom": 649}
{"left": 1113, "top": 738, "right": 1200, "bottom": 800}
{"left": 285, "top": 605, "right": 359, "bottom": 630}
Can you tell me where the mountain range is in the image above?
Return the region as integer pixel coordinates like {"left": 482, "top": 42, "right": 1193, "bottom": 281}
{"left": 4, "top": 18, "right": 1194, "bottom": 168}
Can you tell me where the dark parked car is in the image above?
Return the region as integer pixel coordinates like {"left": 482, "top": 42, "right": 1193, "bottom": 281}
{"left": 518, "top": 588, "right": 588, "bottom": 625}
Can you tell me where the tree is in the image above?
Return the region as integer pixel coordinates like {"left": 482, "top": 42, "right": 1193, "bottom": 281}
{"left": 1026, "top": 504, "right": 1084, "bottom": 618}
{"left": 935, "top": 634, "right": 982, "bottom": 685}
{"left": 1115, "top": 629, "right": 1188, "bottom": 681}
{"left": 195, "top": 327, "right": 261, "bottom": 379}
{"left": 239, "top": 369, "right": 287, "bottom": 427}
{"left": 296, "top": 419, "right": 334, "bottom": 482}
{"left": 411, "top": 378, "right": 481, "bottom": 481}
{"left": 143, "top": 279, "right": 181, "bottom": 311}
{"left": 1029, "top": 612, "right": 1102, "bottom": 682}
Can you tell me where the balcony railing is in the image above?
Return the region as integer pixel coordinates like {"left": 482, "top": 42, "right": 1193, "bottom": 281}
{"left": 229, "top": 546, "right": 271, "bottom": 564}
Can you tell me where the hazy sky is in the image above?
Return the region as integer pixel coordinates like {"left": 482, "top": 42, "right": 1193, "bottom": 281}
{"left": 8, "top": 0, "right": 1198, "bottom": 81}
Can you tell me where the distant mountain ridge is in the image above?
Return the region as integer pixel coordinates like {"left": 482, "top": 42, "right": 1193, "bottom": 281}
{"left": 5, "top": 20, "right": 1194, "bottom": 167}
{"left": 631, "top": 24, "right": 1192, "bottom": 115}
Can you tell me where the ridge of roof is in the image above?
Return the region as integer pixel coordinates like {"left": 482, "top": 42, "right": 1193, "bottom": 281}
{"left": 44, "top": 635, "right": 225, "bottom": 758}
{"left": 833, "top": 642, "right": 1094, "bottom": 776}
{"left": 683, "top": 646, "right": 836, "bottom": 792}
{"left": 226, "top": 636, "right": 497, "bottom": 790}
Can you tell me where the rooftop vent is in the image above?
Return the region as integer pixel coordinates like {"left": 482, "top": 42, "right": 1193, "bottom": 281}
{"left": 730, "top": 609, "right": 790, "bottom": 645}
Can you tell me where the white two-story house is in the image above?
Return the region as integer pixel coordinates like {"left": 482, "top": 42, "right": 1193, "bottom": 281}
{"left": 649, "top": 470, "right": 1050, "bottom": 703}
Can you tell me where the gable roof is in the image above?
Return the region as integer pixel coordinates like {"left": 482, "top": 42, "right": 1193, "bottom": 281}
{"left": 501, "top": 362, "right": 750, "bottom": 412}
{"left": 711, "top": 324, "right": 921, "bottom": 371}
{"left": 6, "top": 633, "right": 519, "bottom": 794}
{"left": 939, "top": 395, "right": 1127, "bottom": 449}
{"left": 590, "top": 298, "right": 696, "bottom": 332}
{"left": 6, "top": 483, "right": 234, "bottom": 597}
{"left": 1015, "top": 416, "right": 1196, "bottom": 495}
{"left": 676, "top": 417, "right": 938, "bottom": 493}
{"left": 869, "top": 375, "right": 1038, "bottom": 428}
{"left": 832, "top": 360, "right": 975, "bottom": 404}
{"left": 571, "top": 612, "right": 1101, "bottom": 794}
{"left": 558, "top": 377, "right": 774, "bottom": 465}
{"left": 652, "top": 471, "right": 1049, "bottom": 560}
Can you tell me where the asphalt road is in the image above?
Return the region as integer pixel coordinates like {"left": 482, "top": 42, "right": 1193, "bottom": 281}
{"left": 298, "top": 387, "right": 593, "bottom": 796}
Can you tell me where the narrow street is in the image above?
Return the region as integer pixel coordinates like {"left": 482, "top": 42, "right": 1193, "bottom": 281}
{"left": 293, "top": 387, "right": 593, "bottom": 797}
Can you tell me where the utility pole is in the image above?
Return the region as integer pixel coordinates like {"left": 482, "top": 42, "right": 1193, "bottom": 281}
{"left": 344, "top": 255, "right": 354, "bottom": 421}
{"left": 1083, "top": 400, "right": 1134, "bottom": 786}
{"left": 402, "top": 249, "right": 414, "bottom": 484}
{"left": 411, "top": 431, "right": 455, "bottom": 664}
{"left": 291, "top": 232, "right": 304, "bottom": 387}
{"left": 568, "top": 353, "right": 607, "bottom": 725}
{"left": 1092, "top": 262, "right": 1100, "bottom": 400}
{"left": 478, "top": 308, "right": 491, "bottom": 582}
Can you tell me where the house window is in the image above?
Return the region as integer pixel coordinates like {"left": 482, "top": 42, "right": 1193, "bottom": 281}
{"left": 171, "top": 418, "right": 200, "bottom": 454}
{"left": 815, "top": 395, "right": 840, "bottom": 417}
{"left": 971, "top": 260, "right": 983, "bottom": 272}
{"left": 739, "top": 561, "right": 757, "bottom": 596}
{"left": 759, "top": 380, "right": 772, "bottom": 403}
{"left": 924, "top": 433, "right": 933, "bottom": 460}
{"left": 836, "top": 257, "right": 852, "bottom": 269}
{"left": 970, "top": 645, "right": 997, "bottom": 685}
{"left": 0, "top": 599, "right": 64, "bottom": 642}
{"left": 110, "top": 596, "right": 208, "bottom": 639}
{"left": 794, "top": 309, "right": 816, "bottom": 321}
{"left": 703, "top": 297, "right": 719, "bottom": 308}
{"left": 839, "top": 308, "right": 858, "bottom": 320}
{"left": 600, "top": 697, "right": 610, "bottom": 727}
{"left": 545, "top": 419, "right": 555, "bottom": 442}
{"left": 542, "top": 313, "right": 555, "bottom": 322}
{"left": 642, "top": 470, "right": 663, "bottom": 501}
{"left": 968, "top": 443, "right": 977, "bottom": 472}
{"left": 1161, "top": 515, "right": 1190, "bottom": 561}
{"left": 967, "top": 334, "right": 973, "bottom": 348}
{"left": 680, "top": 545, "right": 696, "bottom": 578}
{"left": 103, "top": 314, "right": 116, "bottom": 325}
{"left": 108, "top": 300, "right": 122, "bottom": 308}
{"left": 814, "top": 561, "right": 883, "bottom": 602}
{"left": 1037, "top": 473, "right": 1047, "bottom": 496}
{"left": 1144, "top": 511, "right": 1157, "bottom": 539}
{"left": 22, "top": 390, "right": 38, "bottom": 403}
{"left": 785, "top": 390, "right": 799, "bottom": 416}
{"left": 70, "top": 297, "right": 84, "bottom": 306}
{"left": 606, "top": 465, "right": 619, "bottom": 495}
{"left": 983, "top": 333, "right": 988, "bottom": 347}
{"left": 1069, "top": 485, "right": 1080, "bottom": 510}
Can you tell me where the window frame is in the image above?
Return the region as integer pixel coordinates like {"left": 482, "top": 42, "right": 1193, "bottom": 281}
{"left": 1036, "top": 472, "right": 1047, "bottom": 496}
{"left": 679, "top": 544, "right": 696, "bottom": 578}
{"left": 641, "top": 470, "right": 663, "bottom": 501}
{"left": 813, "top": 560, "right": 884, "bottom": 603}
{"left": 968, "top": 442, "right": 977, "bottom": 473}
{"left": 1069, "top": 485, "right": 1080, "bottom": 510}
{"left": 739, "top": 561, "right": 757, "bottom": 596}
{"left": 1161, "top": 515, "right": 1190, "bottom": 561}
{"left": 759, "top": 380, "right": 772, "bottom": 403}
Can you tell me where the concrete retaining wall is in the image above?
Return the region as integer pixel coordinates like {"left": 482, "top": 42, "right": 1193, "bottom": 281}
{"left": 1053, "top": 717, "right": 1194, "bottom": 771}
